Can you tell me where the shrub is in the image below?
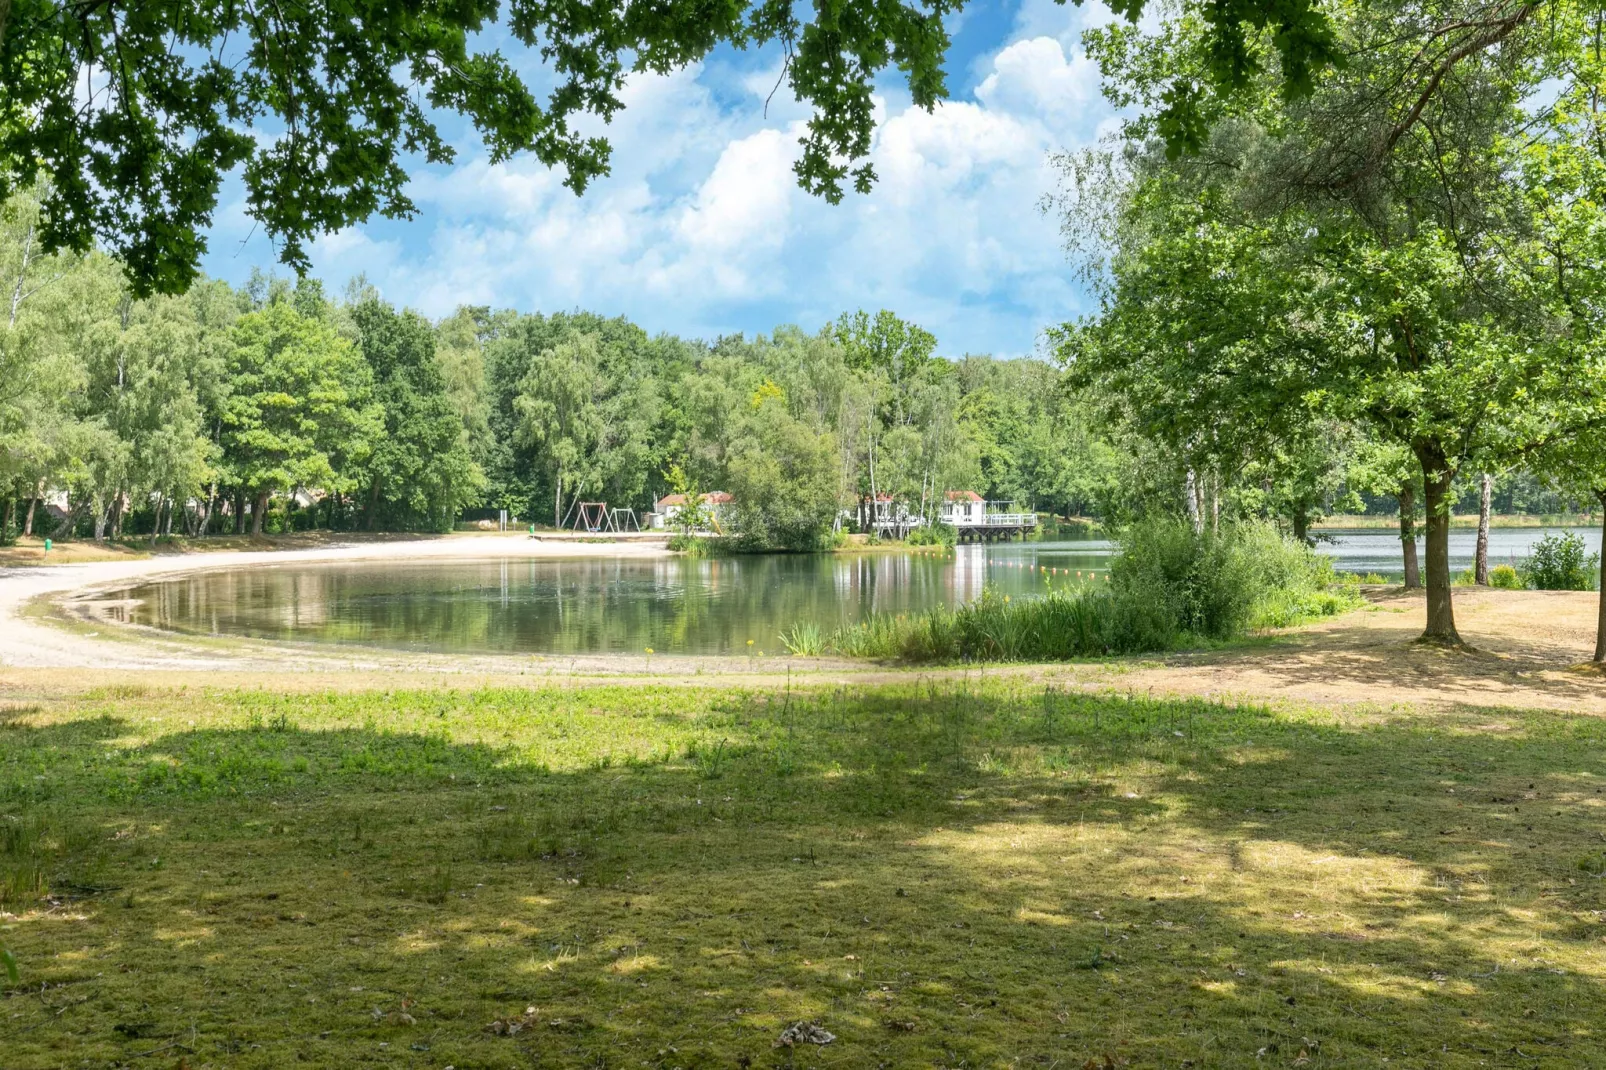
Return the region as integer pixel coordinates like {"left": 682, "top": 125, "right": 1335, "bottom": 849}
{"left": 905, "top": 522, "right": 955, "bottom": 547}
{"left": 1489, "top": 563, "right": 1522, "bottom": 589}
{"left": 1520, "top": 533, "right": 1598, "bottom": 591}
{"left": 822, "top": 519, "right": 1359, "bottom": 663}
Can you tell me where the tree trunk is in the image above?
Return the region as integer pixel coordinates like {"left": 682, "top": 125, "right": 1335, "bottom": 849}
{"left": 3, "top": 495, "right": 13, "bottom": 534}
{"left": 1595, "top": 493, "right": 1606, "bottom": 663}
{"left": 198, "top": 482, "right": 216, "bottom": 538}
{"left": 148, "top": 492, "right": 164, "bottom": 547}
{"left": 1474, "top": 473, "right": 1491, "bottom": 585}
{"left": 554, "top": 474, "right": 563, "bottom": 529}
{"left": 1398, "top": 483, "right": 1421, "bottom": 589}
{"left": 111, "top": 492, "right": 125, "bottom": 539}
{"left": 1291, "top": 507, "right": 1309, "bottom": 546}
{"left": 252, "top": 491, "right": 268, "bottom": 537}
{"left": 23, "top": 485, "right": 38, "bottom": 536}
{"left": 366, "top": 480, "right": 381, "bottom": 531}
{"left": 233, "top": 492, "right": 244, "bottom": 535}
{"left": 1415, "top": 445, "right": 1460, "bottom": 644}
{"left": 1184, "top": 468, "right": 1201, "bottom": 534}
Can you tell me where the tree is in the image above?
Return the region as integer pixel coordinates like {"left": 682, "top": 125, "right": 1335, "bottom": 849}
{"left": 350, "top": 296, "right": 484, "bottom": 532}
{"left": 514, "top": 335, "right": 606, "bottom": 527}
{"left": 727, "top": 382, "right": 843, "bottom": 551}
{"left": 0, "top": 0, "right": 1365, "bottom": 297}
{"left": 222, "top": 300, "right": 377, "bottom": 536}
{"left": 1064, "top": 0, "right": 1588, "bottom": 643}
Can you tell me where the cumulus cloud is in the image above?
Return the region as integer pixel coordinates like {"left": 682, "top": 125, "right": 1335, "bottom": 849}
{"left": 207, "top": 0, "right": 1119, "bottom": 356}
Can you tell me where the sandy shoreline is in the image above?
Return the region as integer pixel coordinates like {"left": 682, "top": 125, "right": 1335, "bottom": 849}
{"left": 0, "top": 534, "right": 675, "bottom": 670}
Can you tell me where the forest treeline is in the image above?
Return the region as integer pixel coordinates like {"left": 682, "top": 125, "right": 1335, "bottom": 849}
{"left": 0, "top": 188, "right": 1121, "bottom": 548}
{"left": 0, "top": 177, "right": 1592, "bottom": 554}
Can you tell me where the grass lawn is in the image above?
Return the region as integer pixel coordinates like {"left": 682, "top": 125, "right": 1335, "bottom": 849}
{"left": 3, "top": 679, "right": 1605, "bottom": 1067}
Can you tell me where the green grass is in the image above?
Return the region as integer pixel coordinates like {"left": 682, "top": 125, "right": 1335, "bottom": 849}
{"left": 3, "top": 682, "right": 1606, "bottom": 1067}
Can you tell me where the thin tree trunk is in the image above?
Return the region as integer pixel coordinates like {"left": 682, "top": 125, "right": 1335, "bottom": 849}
{"left": 1210, "top": 470, "right": 1220, "bottom": 534}
{"left": 233, "top": 492, "right": 244, "bottom": 535}
{"left": 111, "top": 492, "right": 125, "bottom": 539}
{"left": 198, "top": 482, "right": 216, "bottom": 537}
{"left": 1595, "top": 492, "right": 1606, "bottom": 663}
{"left": 554, "top": 473, "right": 563, "bottom": 528}
{"left": 1399, "top": 483, "right": 1421, "bottom": 589}
{"left": 3, "top": 495, "right": 13, "bottom": 535}
{"left": 148, "top": 492, "right": 164, "bottom": 547}
{"left": 23, "top": 484, "right": 38, "bottom": 536}
{"left": 1474, "top": 473, "right": 1492, "bottom": 585}
{"left": 252, "top": 491, "right": 268, "bottom": 537}
{"left": 366, "top": 480, "right": 381, "bottom": 531}
{"left": 1184, "top": 468, "right": 1201, "bottom": 534}
{"left": 1416, "top": 445, "right": 1460, "bottom": 644}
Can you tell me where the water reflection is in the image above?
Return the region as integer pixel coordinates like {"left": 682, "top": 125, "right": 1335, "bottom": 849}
{"left": 113, "top": 527, "right": 1592, "bottom": 655}
{"left": 110, "top": 539, "right": 1117, "bottom": 655}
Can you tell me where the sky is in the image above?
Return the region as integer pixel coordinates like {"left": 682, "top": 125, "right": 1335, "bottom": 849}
{"left": 198, "top": 0, "right": 1126, "bottom": 359}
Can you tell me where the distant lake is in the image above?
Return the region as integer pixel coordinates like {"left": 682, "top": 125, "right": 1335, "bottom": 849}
{"left": 1314, "top": 525, "right": 1601, "bottom": 579}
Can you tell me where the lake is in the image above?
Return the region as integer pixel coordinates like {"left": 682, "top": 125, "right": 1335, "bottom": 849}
{"left": 1314, "top": 525, "right": 1601, "bottom": 578}
{"left": 105, "top": 527, "right": 1598, "bottom": 655}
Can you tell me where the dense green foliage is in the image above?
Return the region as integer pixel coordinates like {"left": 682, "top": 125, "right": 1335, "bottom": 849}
{"left": 823, "top": 520, "right": 1356, "bottom": 661}
{"left": 0, "top": 195, "right": 1122, "bottom": 545}
{"left": 1054, "top": 0, "right": 1606, "bottom": 645}
{"left": 1520, "top": 533, "right": 1600, "bottom": 592}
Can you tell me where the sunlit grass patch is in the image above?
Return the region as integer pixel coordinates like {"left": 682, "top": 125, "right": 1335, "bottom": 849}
{"left": 0, "top": 681, "right": 1603, "bottom": 1066}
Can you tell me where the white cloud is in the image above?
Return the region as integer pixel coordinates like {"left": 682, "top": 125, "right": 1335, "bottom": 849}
{"left": 211, "top": 1, "right": 1123, "bottom": 356}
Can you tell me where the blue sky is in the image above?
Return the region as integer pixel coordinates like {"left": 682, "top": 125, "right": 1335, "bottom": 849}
{"left": 199, "top": 0, "right": 1124, "bottom": 358}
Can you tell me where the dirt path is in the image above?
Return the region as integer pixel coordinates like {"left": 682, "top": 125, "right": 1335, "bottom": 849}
{"left": 1105, "top": 586, "right": 1606, "bottom": 716}
{"left": 3, "top": 542, "right": 1605, "bottom": 717}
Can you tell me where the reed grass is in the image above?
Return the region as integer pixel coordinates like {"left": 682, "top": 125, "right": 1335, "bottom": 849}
{"left": 824, "top": 519, "right": 1363, "bottom": 662}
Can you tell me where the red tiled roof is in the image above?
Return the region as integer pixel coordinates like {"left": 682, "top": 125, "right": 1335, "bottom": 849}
{"left": 655, "top": 491, "right": 732, "bottom": 508}
{"left": 945, "top": 490, "right": 982, "bottom": 502}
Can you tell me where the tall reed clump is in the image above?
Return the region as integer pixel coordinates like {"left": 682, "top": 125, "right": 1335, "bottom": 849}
{"left": 821, "top": 519, "right": 1359, "bottom": 663}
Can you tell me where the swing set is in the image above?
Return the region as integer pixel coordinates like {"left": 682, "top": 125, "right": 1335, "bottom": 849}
{"left": 559, "top": 500, "right": 641, "bottom": 533}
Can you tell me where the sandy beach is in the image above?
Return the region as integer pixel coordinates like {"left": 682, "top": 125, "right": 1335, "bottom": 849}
{"left": 0, "top": 534, "right": 675, "bottom": 671}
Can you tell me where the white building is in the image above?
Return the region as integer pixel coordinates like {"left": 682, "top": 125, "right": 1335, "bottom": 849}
{"left": 648, "top": 491, "right": 733, "bottom": 532}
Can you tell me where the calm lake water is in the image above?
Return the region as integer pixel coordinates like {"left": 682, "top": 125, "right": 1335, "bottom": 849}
{"left": 109, "top": 541, "right": 1117, "bottom": 656}
{"left": 108, "top": 527, "right": 1599, "bottom": 655}
{"left": 1314, "top": 525, "right": 1601, "bottom": 578}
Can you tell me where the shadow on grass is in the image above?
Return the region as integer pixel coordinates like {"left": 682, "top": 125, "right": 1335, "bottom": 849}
{"left": 2, "top": 684, "right": 1605, "bottom": 1067}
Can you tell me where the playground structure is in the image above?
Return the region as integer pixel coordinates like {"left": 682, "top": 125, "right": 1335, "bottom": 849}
{"left": 559, "top": 501, "right": 641, "bottom": 533}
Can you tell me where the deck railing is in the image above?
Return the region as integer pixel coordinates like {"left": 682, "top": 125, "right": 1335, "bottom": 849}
{"left": 946, "top": 511, "right": 1037, "bottom": 527}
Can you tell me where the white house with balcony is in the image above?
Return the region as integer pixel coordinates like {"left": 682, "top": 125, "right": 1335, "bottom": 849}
{"left": 938, "top": 491, "right": 1037, "bottom": 541}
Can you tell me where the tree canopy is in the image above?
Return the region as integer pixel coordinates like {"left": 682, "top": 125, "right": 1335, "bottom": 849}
{"left": 0, "top": 0, "right": 1361, "bottom": 297}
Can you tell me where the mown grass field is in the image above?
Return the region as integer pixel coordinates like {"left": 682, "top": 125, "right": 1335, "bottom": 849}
{"left": 3, "top": 679, "right": 1605, "bottom": 1067}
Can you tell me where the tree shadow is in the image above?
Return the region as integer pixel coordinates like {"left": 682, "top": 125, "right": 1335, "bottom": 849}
{"left": 2, "top": 683, "right": 1604, "bottom": 1067}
